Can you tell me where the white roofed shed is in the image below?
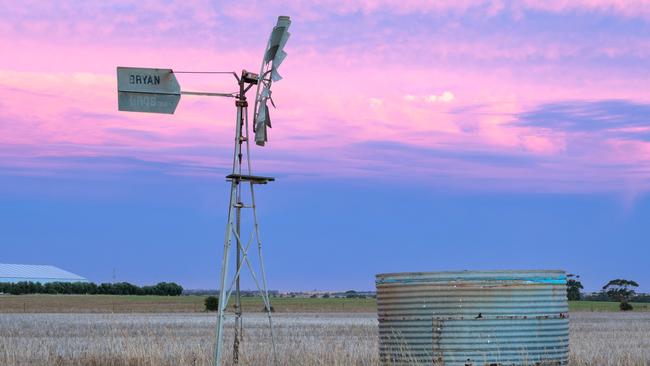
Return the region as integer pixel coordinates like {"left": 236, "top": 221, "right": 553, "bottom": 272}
{"left": 0, "top": 263, "right": 88, "bottom": 284}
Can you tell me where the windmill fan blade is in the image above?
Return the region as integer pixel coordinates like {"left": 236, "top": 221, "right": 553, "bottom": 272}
{"left": 277, "top": 31, "right": 290, "bottom": 55}
{"left": 265, "top": 104, "right": 272, "bottom": 128}
{"left": 274, "top": 49, "right": 288, "bottom": 67}
{"left": 264, "top": 17, "right": 291, "bottom": 63}
{"left": 271, "top": 33, "right": 290, "bottom": 81}
{"left": 255, "top": 101, "right": 270, "bottom": 146}
{"left": 254, "top": 15, "right": 291, "bottom": 147}
{"left": 265, "top": 31, "right": 284, "bottom": 62}
{"left": 255, "top": 124, "right": 267, "bottom": 147}
{"left": 271, "top": 68, "right": 282, "bottom": 82}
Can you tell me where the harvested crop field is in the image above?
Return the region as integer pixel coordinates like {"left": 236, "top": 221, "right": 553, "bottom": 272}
{"left": 1, "top": 295, "right": 648, "bottom": 314}
{"left": 1, "top": 312, "right": 649, "bottom": 366}
{"left": 0, "top": 295, "right": 377, "bottom": 313}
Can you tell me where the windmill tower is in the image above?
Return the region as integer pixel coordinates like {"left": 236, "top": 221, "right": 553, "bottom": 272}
{"left": 115, "top": 15, "right": 292, "bottom": 366}
{"left": 214, "top": 15, "right": 291, "bottom": 366}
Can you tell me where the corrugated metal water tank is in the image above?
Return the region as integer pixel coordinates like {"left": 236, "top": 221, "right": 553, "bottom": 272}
{"left": 376, "top": 270, "right": 568, "bottom": 366}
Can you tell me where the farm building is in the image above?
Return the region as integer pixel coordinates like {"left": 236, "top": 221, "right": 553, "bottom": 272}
{"left": 0, "top": 263, "right": 88, "bottom": 284}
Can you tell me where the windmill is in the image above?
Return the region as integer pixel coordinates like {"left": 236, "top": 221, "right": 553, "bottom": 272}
{"left": 115, "top": 15, "right": 292, "bottom": 366}
{"left": 214, "top": 15, "right": 291, "bottom": 366}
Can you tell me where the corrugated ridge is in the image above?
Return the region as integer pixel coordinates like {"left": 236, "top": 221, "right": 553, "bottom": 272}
{"left": 0, "top": 263, "right": 88, "bottom": 282}
{"left": 376, "top": 270, "right": 569, "bottom": 366}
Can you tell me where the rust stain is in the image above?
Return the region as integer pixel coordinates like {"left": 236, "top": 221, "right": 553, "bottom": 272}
{"left": 432, "top": 317, "right": 444, "bottom": 366}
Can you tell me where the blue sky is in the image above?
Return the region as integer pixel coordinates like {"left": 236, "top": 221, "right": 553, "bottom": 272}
{"left": 2, "top": 167, "right": 648, "bottom": 291}
{"left": 1, "top": 1, "right": 650, "bottom": 292}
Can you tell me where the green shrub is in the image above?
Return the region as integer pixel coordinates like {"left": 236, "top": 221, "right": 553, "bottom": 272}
{"left": 205, "top": 296, "right": 219, "bottom": 312}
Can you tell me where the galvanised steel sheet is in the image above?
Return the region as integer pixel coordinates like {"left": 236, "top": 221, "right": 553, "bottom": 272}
{"left": 376, "top": 270, "right": 568, "bottom": 366}
{"left": 0, "top": 263, "right": 88, "bottom": 283}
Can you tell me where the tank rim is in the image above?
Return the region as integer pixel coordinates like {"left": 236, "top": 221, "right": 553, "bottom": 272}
{"left": 376, "top": 269, "right": 566, "bottom": 278}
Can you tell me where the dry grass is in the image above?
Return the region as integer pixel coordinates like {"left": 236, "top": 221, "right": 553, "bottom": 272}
{"left": 0, "top": 295, "right": 376, "bottom": 313}
{"left": 0, "top": 294, "right": 205, "bottom": 313}
{"left": 0, "top": 313, "right": 377, "bottom": 366}
{"left": 1, "top": 312, "right": 649, "bottom": 366}
{"left": 569, "top": 312, "right": 650, "bottom": 366}
{"left": 2, "top": 295, "right": 648, "bottom": 314}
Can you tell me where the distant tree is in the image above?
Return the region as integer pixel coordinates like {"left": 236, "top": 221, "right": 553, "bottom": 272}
{"left": 155, "top": 282, "right": 183, "bottom": 296}
{"left": 14, "top": 281, "right": 42, "bottom": 294}
{"left": 43, "top": 283, "right": 54, "bottom": 294}
{"left": 32, "top": 282, "right": 44, "bottom": 294}
{"left": 566, "top": 274, "right": 584, "bottom": 301}
{"left": 97, "top": 283, "right": 114, "bottom": 295}
{"left": 322, "top": 293, "right": 330, "bottom": 299}
{"left": 46, "top": 282, "right": 66, "bottom": 294}
{"left": 112, "top": 282, "right": 139, "bottom": 295}
{"left": 603, "top": 279, "right": 639, "bottom": 311}
{"left": 141, "top": 285, "right": 155, "bottom": 295}
{"left": 634, "top": 294, "right": 650, "bottom": 303}
{"left": 8, "top": 282, "right": 40, "bottom": 295}
{"left": 204, "top": 296, "right": 219, "bottom": 312}
{"left": 7, "top": 282, "right": 21, "bottom": 295}
{"left": 82, "top": 282, "right": 98, "bottom": 295}
{"left": 1, "top": 280, "right": 182, "bottom": 296}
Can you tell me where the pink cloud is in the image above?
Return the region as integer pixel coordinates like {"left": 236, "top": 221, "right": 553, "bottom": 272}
{"left": 217, "top": 0, "right": 650, "bottom": 20}
{"left": 521, "top": 0, "right": 650, "bottom": 19}
{"left": 1, "top": 1, "right": 649, "bottom": 194}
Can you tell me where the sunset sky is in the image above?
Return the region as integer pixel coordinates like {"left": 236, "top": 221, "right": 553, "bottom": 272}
{"left": 1, "top": 1, "right": 649, "bottom": 291}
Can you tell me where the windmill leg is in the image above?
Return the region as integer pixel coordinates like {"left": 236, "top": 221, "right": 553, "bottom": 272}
{"left": 249, "top": 182, "right": 278, "bottom": 366}
{"left": 242, "top": 105, "right": 278, "bottom": 365}
{"left": 233, "top": 199, "right": 242, "bottom": 365}
{"left": 214, "top": 180, "right": 238, "bottom": 366}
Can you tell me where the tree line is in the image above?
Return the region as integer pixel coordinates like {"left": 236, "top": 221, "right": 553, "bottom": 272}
{"left": 567, "top": 274, "right": 642, "bottom": 310}
{"left": 0, "top": 281, "right": 183, "bottom": 296}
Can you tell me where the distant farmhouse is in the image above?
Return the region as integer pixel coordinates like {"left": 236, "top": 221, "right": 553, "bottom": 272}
{"left": 0, "top": 263, "right": 88, "bottom": 284}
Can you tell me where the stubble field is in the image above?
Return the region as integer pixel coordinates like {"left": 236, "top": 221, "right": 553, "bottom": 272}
{"left": 1, "top": 311, "right": 649, "bottom": 366}
{"left": 0, "top": 295, "right": 377, "bottom": 313}
{"left": 1, "top": 295, "right": 647, "bottom": 313}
